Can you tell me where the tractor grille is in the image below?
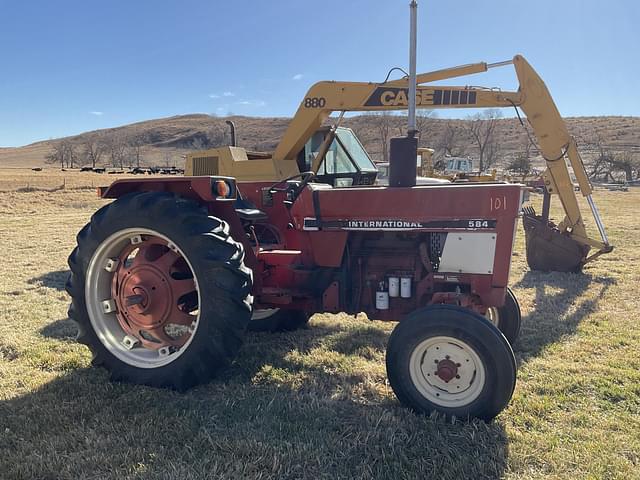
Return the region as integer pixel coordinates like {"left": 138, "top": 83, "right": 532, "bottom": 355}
{"left": 188, "top": 156, "right": 219, "bottom": 176}
{"left": 429, "top": 232, "right": 447, "bottom": 271}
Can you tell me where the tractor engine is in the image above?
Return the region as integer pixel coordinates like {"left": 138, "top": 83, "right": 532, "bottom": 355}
{"left": 344, "top": 231, "right": 463, "bottom": 319}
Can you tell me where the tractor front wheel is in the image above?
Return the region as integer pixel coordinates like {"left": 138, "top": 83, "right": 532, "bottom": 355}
{"left": 386, "top": 305, "right": 516, "bottom": 421}
{"left": 66, "top": 192, "right": 253, "bottom": 390}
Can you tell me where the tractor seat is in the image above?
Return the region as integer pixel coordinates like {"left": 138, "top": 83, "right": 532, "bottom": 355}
{"left": 235, "top": 196, "right": 269, "bottom": 223}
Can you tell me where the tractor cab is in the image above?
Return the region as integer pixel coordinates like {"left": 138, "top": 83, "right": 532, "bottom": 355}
{"left": 296, "top": 126, "right": 378, "bottom": 187}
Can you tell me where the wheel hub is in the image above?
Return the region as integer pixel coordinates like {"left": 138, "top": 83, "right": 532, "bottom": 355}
{"left": 435, "top": 358, "right": 458, "bottom": 383}
{"left": 109, "top": 235, "right": 197, "bottom": 350}
{"left": 409, "top": 336, "right": 486, "bottom": 407}
{"left": 117, "top": 265, "right": 173, "bottom": 326}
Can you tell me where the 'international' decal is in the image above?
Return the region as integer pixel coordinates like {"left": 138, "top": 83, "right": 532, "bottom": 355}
{"left": 303, "top": 218, "right": 496, "bottom": 231}
{"left": 364, "top": 87, "right": 478, "bottom": 107}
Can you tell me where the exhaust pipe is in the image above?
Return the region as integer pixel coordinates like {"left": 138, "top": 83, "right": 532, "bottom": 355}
{"left": 407, "top": 0, "right": 418, "bottom": 138}
{"left": 388, "top": 0, "right": 418, "bottom": 188}
{"left": 225, "top": 120, "right": 237, "bottom": 147}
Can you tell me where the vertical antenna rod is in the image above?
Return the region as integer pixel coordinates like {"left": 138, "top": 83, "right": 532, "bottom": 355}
{"left": 407, "top": 0, "right": 418, "bottom": 137}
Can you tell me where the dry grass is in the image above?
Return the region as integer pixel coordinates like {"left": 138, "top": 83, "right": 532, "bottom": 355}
{"left": 0, "top": 168, "right": 159, "bottom": 192}
{"left": 0, "top": 172, "right": 639, "bottom": 479}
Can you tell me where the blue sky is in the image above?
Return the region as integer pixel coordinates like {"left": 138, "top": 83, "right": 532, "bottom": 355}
{"left": 0, "top": 0, "right": 638, "bottom": 147}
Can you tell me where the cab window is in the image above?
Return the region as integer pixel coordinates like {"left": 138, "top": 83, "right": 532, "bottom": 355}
{"left": 298, "top": 127, "right": 376, "bottom": 175}
{"left": 335, "top": 129, "right": 377, "bottom": 172}
{"left": 318, "top": 140, "right": 357, "bottom": 175}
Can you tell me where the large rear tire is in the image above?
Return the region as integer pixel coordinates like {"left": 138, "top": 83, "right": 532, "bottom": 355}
{"left": 66, "top": 191, "right": 253, "bottom": 390}
{"left": 386, "top": 305, "right": 516, "bottom": 421}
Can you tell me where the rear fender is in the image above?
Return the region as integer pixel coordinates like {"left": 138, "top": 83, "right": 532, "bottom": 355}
{"left": 99, "top": 176, "right": 235, "bottom": 203}
{"left": 99, "top": 176, "right": 260, "bottom": 277}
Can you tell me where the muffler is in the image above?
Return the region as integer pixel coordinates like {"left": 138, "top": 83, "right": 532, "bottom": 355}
{"left": 522, "top": 207, "right": 590, "bottom": 273}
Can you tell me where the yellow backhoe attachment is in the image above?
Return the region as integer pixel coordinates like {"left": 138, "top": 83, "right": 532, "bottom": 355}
{"left": 269, "top": 54, "right": 612, "bottom": 272}
{"left": 185, "top": 54, "right": 611, "bottom": 272}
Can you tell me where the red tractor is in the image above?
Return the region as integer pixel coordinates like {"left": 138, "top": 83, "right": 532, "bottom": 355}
{"left": 67, "top": 171, "right": 521, "bottom": 420}
{"left": 66, "top": 48, "right": 611, "bottom": 420}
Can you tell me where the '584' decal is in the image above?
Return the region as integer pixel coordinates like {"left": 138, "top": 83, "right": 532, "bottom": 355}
{"left": 468, "top": 220, "right": 490, "bottom": 228}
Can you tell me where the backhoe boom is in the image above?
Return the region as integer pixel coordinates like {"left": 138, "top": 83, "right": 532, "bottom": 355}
{"left": 272, "top": 54, "right": 611, "bottom": 270}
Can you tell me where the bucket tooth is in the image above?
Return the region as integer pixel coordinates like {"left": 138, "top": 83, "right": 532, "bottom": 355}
{"left": 522, "top": 208, "right": 590, "bottom": 273}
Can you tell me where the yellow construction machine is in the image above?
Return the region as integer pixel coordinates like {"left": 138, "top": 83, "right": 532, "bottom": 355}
{"left": 417, "top": 148, "right": 497, "bottom": 182}
{"left": 186, "top": 54, "right": 612, "bottom": 272}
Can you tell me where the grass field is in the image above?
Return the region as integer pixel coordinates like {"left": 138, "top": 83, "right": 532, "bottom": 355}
{"left": 0, "top": 171, "right": 639, "bottom": 479}
{"left": 0, "top": 167, "right": 142, "bottom": 192}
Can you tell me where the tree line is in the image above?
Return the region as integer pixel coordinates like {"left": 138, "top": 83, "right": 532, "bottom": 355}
{"left": 367, "top": 109, "right": 504, "bottom": 172}
{"left": 581, "top": 135, "right": 640, "bottom": 182}
{"left": 45, "top": 123, "right": 230, "bottom": 169}
{"left": 45, "top": 133, "right": 146, "bottom": 170}
{"left": 45, "top": 113, "right": 638, "bottom": 182}
{"left": 366, "top": 109, "right": 639, "bottom": 182}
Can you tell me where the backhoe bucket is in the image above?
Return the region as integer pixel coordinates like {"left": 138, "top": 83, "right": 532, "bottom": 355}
{"left": 522, "top": 208, "right": 590, "bottom": 273}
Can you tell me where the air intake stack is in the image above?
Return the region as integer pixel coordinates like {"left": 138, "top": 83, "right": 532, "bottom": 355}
{"left": 388, "top": 0, "right": 419, "bottom": 188}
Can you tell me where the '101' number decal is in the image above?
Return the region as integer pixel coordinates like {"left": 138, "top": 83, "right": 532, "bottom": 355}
{"left": 490, "top": 195, "right": 507, "bottom": 211}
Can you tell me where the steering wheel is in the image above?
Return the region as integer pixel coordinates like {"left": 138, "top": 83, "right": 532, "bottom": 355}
{"left": 268, "top": 171, "right": 316, "bottom": 194}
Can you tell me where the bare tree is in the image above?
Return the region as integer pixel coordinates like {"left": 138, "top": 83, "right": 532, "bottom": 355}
{"left": 484, "top": 138, "right": 501, "bottom": 170}
{"left": 163, "top": 151, "right": 173, "bottom": 168}
{"left": 582, "top": 133, "right": 640, "bottom": 182}
{"left": 464, "top": 109, "right": 502, "bottom": 171}
{"left": 611, "top": 150, "right": 639, "bottom": 182}
{"left": 45, "top": 140, "right": 78, "bottom": 169}
{"left": 370, "top": 112, "right": 395, "bottom": 162}
{"left": 415, "top": 111, "right": 437, "bottom": 147}
{"left": 586, "top": 135, "right": 615, "bottom": 181}
{"left": 436, "top": 121, "right": 465, "bottom": 158}
{"left": 106, "top": 134, "right": 127, "bottom": 168}
{"left": 82, "top": 135, "right": 106, "bottom": 168}
{"left": 45, "top": 141, "right": 67, "bottom": 169}
{"left": 64, "top": 141, "right": 78, "bottom": 168}
{"left": 392, "top": 111, "right": 436, "bottom": 142}
{"left": 128, "top": 136, "right": 144, "bottom": 167}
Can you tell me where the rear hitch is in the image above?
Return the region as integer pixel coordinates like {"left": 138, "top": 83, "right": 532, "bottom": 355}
{"left": 521, "top": 207, "right": 591, "bottom": 273}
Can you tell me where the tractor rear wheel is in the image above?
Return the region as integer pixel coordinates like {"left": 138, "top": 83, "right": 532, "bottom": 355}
{"left": 248, "top": 309, "right": 310, "bottom": 332}
{"left": 485, "top": 287, "right": 521, "bottom": 344}
{"left": 386, "top": 305, "right": 516, "bottom": 421}
{"left": 66, "top": 191, "right": 253, "bottom": 390}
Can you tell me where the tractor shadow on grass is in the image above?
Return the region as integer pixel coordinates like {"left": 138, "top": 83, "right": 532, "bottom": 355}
{"left": 27, "top": 269, "right": 69, "bottom": 292}
{"left": 513, "top": 271, "right": 616, "bottom": 361}
{"left": 40, "top": 318, "right": 77, "bottom": 341}
{"left": 6, "top": 320, "right": 509, "bottom": 479}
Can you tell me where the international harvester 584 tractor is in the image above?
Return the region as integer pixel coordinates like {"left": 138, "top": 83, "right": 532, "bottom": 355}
{"left": 66, "top": 8, "right": 611, "bottom": 419}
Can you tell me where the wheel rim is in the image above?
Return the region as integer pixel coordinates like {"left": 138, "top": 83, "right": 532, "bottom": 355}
{"left": 485, "top": 307, "right": 500, "bottom": 327}
{"left": 409, "top": 336, "right": 486, "bottom": 407}
{"left": 85, "top": 228, "right": 200, "bottom": 368}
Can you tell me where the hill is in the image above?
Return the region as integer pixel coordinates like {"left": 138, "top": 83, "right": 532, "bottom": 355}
{"left": 0, "top": 113, "right": 638, "bottom": 170}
